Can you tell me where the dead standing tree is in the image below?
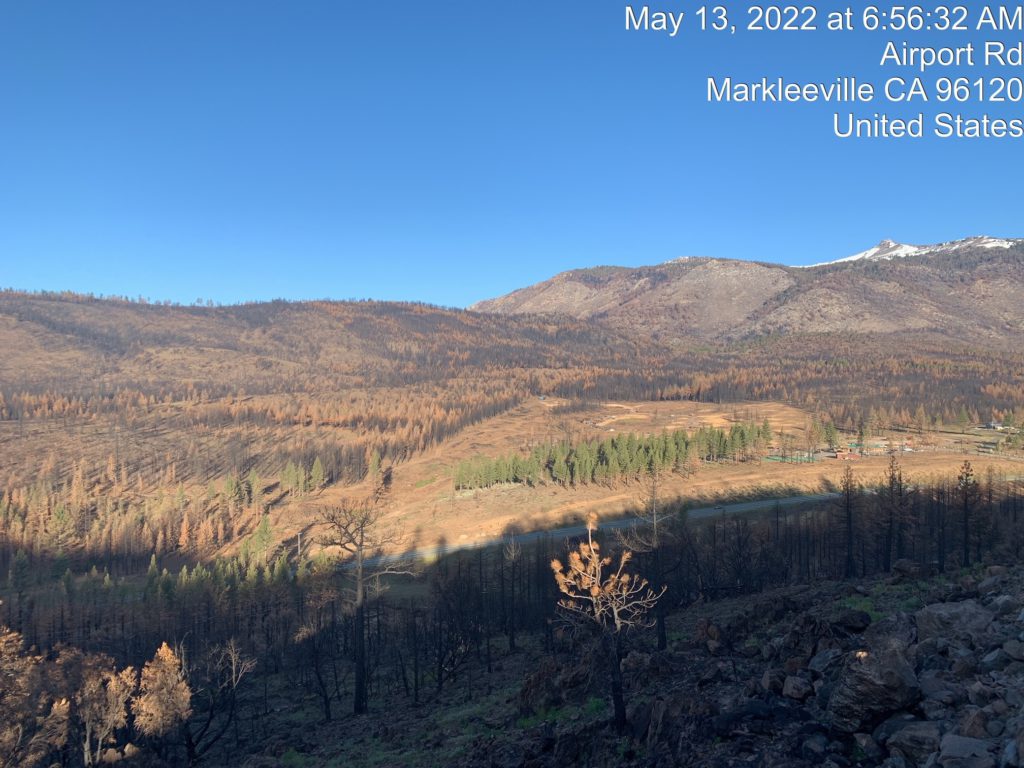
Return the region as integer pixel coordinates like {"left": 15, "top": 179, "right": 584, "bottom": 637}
{"left": 319, "top": 469, "right": 416, "bottom": 715}
{"left": 617, "top": 464, "right": 678, "bottom": 650}
{"left": 551, "top": 517, "right": 665, "bottom": 731}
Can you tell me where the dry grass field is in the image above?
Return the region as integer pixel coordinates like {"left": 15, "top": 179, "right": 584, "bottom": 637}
{"left": 266, "top": 397, "right": 1023, "bottom": 557}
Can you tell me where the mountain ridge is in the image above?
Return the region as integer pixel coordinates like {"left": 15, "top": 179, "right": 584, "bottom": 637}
{"left": 805, "top": 235, "right": 1022, "bottom": 267}
{"left": 470, "top": 236, "right": 1024, "bottom": 345}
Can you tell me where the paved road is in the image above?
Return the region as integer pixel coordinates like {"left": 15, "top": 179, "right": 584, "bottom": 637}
{"left": 368, "top": 491, "right": 842, "bottom": 566}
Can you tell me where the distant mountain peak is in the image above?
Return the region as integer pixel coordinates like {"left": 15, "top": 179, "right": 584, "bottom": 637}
{"left": 809, "top": 235, "right": 1021, "bottom": 267}
{"left": 470, "top": 234, "right": 1024, "bottom": 344}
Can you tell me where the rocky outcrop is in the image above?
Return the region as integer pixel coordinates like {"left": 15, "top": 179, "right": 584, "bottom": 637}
{"left": 497, "top": 565, "right": 1024, "bottom": 768}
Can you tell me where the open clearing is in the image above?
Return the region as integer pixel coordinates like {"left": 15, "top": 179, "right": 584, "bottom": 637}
{"left": 273, "top": 398, "right": 1023, "bottom": 557}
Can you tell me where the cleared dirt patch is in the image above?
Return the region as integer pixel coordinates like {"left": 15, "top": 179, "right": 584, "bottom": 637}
{"left": 272, "top": 398, "right": 1022, "bottom": 557}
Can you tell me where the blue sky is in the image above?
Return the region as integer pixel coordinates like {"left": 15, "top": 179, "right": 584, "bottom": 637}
{"left": 1, "top": 1, "right": 1020, "bottom": 307}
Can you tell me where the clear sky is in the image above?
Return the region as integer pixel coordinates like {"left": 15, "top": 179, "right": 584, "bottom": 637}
{"left": 1, "top": 2, "right": 1020, "bottom": 307}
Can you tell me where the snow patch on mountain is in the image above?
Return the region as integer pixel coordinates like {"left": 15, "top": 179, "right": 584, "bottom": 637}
{"left": 806, "top": 236, "right": 1021, "bottom": 268}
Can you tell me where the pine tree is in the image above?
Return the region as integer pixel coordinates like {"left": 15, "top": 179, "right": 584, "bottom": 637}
{"left": 957, "top": 461, "right": 978, "bottom": 567}
{"left": 840, "top": 465, "right": 859, "bottom": 578}
{"left": 252, "top": 514, "right": 273, "bottom": 564}
{"left": 247, "top": 469, "right": 262, "bottom": 507}
{"left": 310, "top": 457, "right": 325, "bottom": 490}
{"left": 823, "top": 421, "right": 839, "bottom": 451}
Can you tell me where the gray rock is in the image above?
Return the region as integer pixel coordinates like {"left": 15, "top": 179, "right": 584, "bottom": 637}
{"left": 829, "top": 649, "right": 921, "bottom": 732}
{"left": 867, "top": 612, "right": 918, "bottom": 650}
{"left": 981, "top": 650, "right": 1011, "bottom": 673}
{"left": 893, "top": 559, "right": 923, "bottom": 580}
{"left": 954, "top": 654, "right": 980, "bottom": 679}
{"left": 837, "top": 609, "right": 873, "bottom": 633}
{"left": 1004, "top": 640, "right": 1024, "bottom": 662}
{"left": 1001, "top": 738, "right": 1018, "bottom": 768}
{"left": 921, "top": 672, "right": 960, "bottom": 705}
{"left": 803, "top": 733, "right": 829, "bottom": 761}
{"left": 876, "top": 713, "right": 924, "bottom": 745}
{"left": 939, "top": 734, "right": 995, "bottom": 768}
{"left": 809, "top": 648, "right": 844, "bottom": 676}
{"left": 916, "top": 601, "right": 994, "bottom": 646}
{"left": 979, "top": 577, "right": 1003, "bottom": 595}
{"left": 783, "top": 675, "right": 812, "bottom": 701}
{"left": 784, "top": 655, "right": 807, "bottom": 675}
{"left": 991, "top": 596, "right": 1019, "bottom": 616}
{"left": 969, "top": 681, "right": 997, "bottom": 706}
{"left": 888, "top": 721, "right": 941, "bottom": 765}
{"left": 855, "top": 732, "right": 883, "bottom": 760}
{"left": 961, "top": 709, "right": 990, "bottom": 739}
{"left": 920, "top": 699, "right": 952, "bottom": 721}
{"left": 761, "top": 667, "right": 784, "bottom": 694}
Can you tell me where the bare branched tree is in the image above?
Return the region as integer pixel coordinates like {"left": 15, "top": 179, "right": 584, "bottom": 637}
{"left": 294, "top": 579, "right": 342, "bottom": 722}
{"left": 180, "top": 639, "right": 255, "bottom": 765}
{"left": 551, "top": 517, "right": 665, "bottom": 730}
{"left": 617, "top": 465, "right": 681, "bottom": 649}
{"left": 319, "top": 469, "right": 417, "bottom": 715}
{"left": 502, "top": 534, "right": 522, "bottom": 651}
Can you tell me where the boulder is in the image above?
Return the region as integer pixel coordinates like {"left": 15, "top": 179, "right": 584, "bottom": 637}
{"left": 828, "top": 649, "right": 921, "bottom": 733}
{"left": 836, "top": 609, "right": 873, "bottom": 633}
{"left": 978, "top": 577, "right": 1004, "bottom": 595}
{"left": 517, "top": 658, "right": 564, "bottom": 715}
{"left": 916, "top": 601, "right": 993, "bottom": 646}
{"left": 1004, "top": 640, "right": 1024, "bottom": 662}
{"left": 893, "top": 559, "right": 923, "bottom": 581}
{"left": 784, "top": 655, "right": 807, "bottom": 675}
{"left": 876, "top": 713, "right": 923, "bottom": 745}
{"left": 809, "top": 648, "right": 844, "bottom": 677}
{"left": 802, "top": 733, "right": 829, "bottom": 761}
{"left": 783, "top": 676, "right": 812, "bottom": 701}
{"left": 761, "top": 668, "right": 785, "bottom": 694}
{"left": 981, "top": 649, "right": 1011, "bottom": 673}
{"left": 960, "top": 709, "right": 990, "bottom": 739}
{"left": 1000, "top": 738, "right": 1018, "bottom": 768}
{"left": 953, "top": 653, "right": 980, "bottom": 679}
{"left": 854, "top": 732, "right": 883, "bottom": 761}
{"left": 919, "top": 671, "right": 962, "bottom": 706}
{"left": 938, "top": 734, "right": 995, "bottom": 768}
{"left": 887, "top": 721, "right": 941, "bottom": 766}
{"left": 865, "top": 612, "right": 918, "bottom": 650}
{"left": 991, "top": 596, "right": 1019, "bottom": 616}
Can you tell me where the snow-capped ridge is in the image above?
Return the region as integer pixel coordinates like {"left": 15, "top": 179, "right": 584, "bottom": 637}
{"left": 806, "top": 236, "right": 1021, "bottom": 267}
